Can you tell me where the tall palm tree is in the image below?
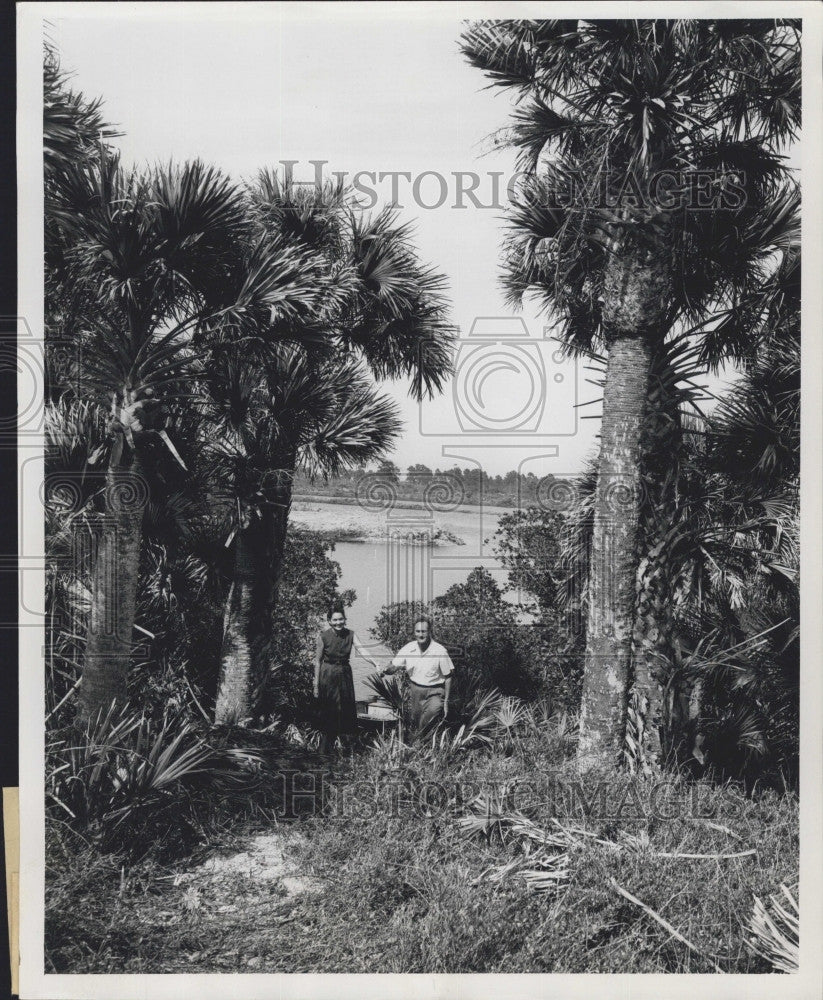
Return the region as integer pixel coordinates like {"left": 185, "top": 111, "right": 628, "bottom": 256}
{"left": 208, "top": 346, "right": 402, "bottom": 724}
{"left": 47, "top": 142, "right": 322, "bottom": 721}
{"left": 556, "top": 224, "right": 799, "bottom": 771}
{"left": 210, "top": 176, "right": 455, "bottom": 724}
{"left": 460, "top": 18, "right": 800, "bottom": 759}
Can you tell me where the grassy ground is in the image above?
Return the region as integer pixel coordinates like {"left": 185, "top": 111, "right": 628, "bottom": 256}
{"left": 45, "top": 719, "right": 798, "bottom": 974}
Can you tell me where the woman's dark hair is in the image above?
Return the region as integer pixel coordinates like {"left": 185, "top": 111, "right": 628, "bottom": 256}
{"left": 327, "top": 602, "right": 346, "bottom": 621}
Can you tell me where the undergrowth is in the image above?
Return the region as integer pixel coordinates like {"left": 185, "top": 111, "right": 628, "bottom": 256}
{"left": 45, "top": 702, "right": 798, "bottom": 974}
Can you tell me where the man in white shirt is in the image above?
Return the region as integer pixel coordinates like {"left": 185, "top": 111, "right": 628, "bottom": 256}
{"left": 380, "top": 616, "right": 454, "bottom": 736}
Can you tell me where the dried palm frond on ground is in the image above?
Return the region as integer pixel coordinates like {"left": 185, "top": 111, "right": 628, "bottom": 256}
{"left": 747, "top": 884, "right": 799, "bottom": 973}
{"left": 472, "top": 830, "right": 570, "bottom": 894}
{"left": 462, "top": 796, "right": 573, "bottom": 893}
{"left": 609, "top": 878, "right": 726, "bottom": 973}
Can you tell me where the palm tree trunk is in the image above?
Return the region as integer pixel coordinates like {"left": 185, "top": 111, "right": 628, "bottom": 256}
{"left": 629, "top": 382, "right": 680, "bottom": 766}
{"left": 631, "top": 558, "right": 672, "bottom": 764}
{"left": 78, "top": 449, "right": 146, "bottom": 723}
{"left": 214, "top": 467, "right": 293, "bottom": 726}
{"left": 578, "top": 242, "right": 671, "bottom": 762}
{"left": 214, "top": 517, "right": 268, "bottom": 725}
{"left": 578, "top": 335, "right": 653, "bottom": 758}
{"left": 267, "top": 472, "right": 292, "bottom": 608}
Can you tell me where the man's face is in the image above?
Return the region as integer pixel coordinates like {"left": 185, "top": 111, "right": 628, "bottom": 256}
{"left": 414, "top": 621, "right": 431, "bottom": 646}
{"left": 330, "top": 613, "right": 346, "bottom": 631}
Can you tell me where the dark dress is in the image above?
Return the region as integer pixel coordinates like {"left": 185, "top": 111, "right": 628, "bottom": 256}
{"left": 317, "top": 627, "right": 357, "bottom": 744}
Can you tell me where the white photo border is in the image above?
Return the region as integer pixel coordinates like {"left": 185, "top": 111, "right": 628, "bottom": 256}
{"left": 17, "top": 3, "right": 823, "bottom": 998}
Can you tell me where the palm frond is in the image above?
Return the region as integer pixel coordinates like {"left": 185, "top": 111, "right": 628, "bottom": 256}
{"left": 748, "top": 885, "right": 799, "bottom": 972}
{"left": 43, "top": 43, "right": 122, "bottom": 179}
{"left": 459, "top": 21, "right": 538, "bottom": 95}
{"left": 299, "top": 376, "right": 402, "bottom": 480}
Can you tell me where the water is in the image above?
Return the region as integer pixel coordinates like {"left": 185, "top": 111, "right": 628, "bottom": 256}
{"left": 292, "top": 501, "right": 513, "bottom": 699}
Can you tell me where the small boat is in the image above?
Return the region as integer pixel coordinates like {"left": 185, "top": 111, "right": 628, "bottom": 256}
{"left": 356, "top": 697, "right": 399, "bottom": 732}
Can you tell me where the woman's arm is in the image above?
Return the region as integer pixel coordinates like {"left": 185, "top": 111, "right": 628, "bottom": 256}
{"left": 313, "top": 635, "right": 324, "bottom": 697}
{"left": 352, "top": 633, "right": 381, "bottom": 672}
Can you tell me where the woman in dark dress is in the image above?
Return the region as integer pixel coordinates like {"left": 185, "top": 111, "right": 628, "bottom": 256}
{"left": 313, "top": 604, "right": 379, "bottom": 753}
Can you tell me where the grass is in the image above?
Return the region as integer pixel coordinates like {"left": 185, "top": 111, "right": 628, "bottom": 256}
{"left": 45, "top": 712, "right": 798, "bottom": 974}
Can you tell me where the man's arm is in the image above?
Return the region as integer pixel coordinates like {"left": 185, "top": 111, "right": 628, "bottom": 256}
{"left": 443, "top": 674, "right": 452, "bottom": 719}
{"left": 381, "top": 644, "right": 407, "bottom": 676}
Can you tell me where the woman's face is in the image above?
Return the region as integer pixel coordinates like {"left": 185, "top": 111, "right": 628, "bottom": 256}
{"left": 329, "top": 612, "right": 346, "bottom": 631}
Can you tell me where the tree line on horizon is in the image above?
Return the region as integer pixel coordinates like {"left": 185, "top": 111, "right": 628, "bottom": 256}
{"left": 292, "top": 460, "right": 563, "bottom": 507}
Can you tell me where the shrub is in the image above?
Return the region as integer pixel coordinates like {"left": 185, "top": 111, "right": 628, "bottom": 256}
{"left": 46, "top": 705, "right": 269, "bottom": 858}
{"left": 372, "top": 568, "right": 557, "bottom": 704}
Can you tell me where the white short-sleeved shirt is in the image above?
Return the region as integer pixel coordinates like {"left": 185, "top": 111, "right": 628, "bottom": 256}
{"left": 392, "top": 640, "right": 454, "bottom": 687}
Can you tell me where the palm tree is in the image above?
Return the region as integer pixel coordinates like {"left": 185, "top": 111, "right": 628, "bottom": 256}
{"left": 460, "top": 18, "right": 800, "bottom": 760}
{"left": 210, "top": 176, "right": 455, "bottom": 724}
{"left": 44, "top": 43, "right": 122, "bottom": 401}
{"left": 208, "top": 345, "right": 403, "bottom": 724}
{"left": 46, "top": 139, "right": 321, "bottom": 721}
{"left": 555, "top": 230, "right": 799, "bottom": 772}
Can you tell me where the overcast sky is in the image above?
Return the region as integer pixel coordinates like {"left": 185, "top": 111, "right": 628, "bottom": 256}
{"left": 48, "top": 7, "right": 763, "bottom": 479}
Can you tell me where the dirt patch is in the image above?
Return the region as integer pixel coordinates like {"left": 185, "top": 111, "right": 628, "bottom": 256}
{"left": 181, "top": 832, "right": 322, "bottom": 898}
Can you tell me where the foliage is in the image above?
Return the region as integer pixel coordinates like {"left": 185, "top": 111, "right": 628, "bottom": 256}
{"left": 460, "top": 18, "right": 800, "bottom": 361}
{"left": 46, "top": 705, "right": 269, "bottom": 858}
{"left": 493, "top": 507, "right": 564, "bottom": 614}
{"left": 46, "top": 724, "right": 798, "bottom": 973}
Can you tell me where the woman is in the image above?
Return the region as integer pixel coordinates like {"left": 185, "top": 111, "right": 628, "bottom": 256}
{"left": 314, "top": 604, "right": 380, "bottom": 753}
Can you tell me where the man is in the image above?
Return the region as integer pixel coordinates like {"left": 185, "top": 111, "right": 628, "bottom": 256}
{"left": 381, "top": 616, "right": 454, "bottom": 736}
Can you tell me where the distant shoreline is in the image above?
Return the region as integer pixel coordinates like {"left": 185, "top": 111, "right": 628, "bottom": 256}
{"left": 290, "top": 495, "right": 513, "bottom": 547}
{"left": 291, "top": 493, "right": 517, "bottom": 516}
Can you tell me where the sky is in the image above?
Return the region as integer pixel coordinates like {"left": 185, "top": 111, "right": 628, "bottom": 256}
{"left": 49, "top": 7, "right": 601, "bottom": 480}
{"left": 47, "top": 7, "right": 767, "bottom": 480}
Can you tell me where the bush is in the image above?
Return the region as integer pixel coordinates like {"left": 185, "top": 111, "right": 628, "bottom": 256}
{"left": 46, "top": 705, "right": 271, "bottom": 859}
{"left": 372, "top": 567, "right": 578, "bottom": 708}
